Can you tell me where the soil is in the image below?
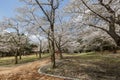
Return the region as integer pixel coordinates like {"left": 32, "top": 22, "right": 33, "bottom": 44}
{"left": 0, "top": 58, "right": 67, "bottom": 80}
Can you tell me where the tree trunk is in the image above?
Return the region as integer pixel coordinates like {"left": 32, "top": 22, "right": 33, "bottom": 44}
{"left": 48, "top": 39, "right": 51, "bottom": 54}
{"left": 15, "top": 50, "right": 18, "bottom": 64}
{"left": 19, "top": 50, "right": 22, "bottom": 60}
{"left": 38, "top": 40, "right": 42, "bottom": 59}
{"left": 112, "top": 46, "right": 117, "bottom": 54}
{"left": 38, "top": 51, "right": 41, "bottom": 58}
{"left": 108, "top": 31, "right": 120, "bottom": 47}
{"left": 47, "top": 30, "right": 52, "bottom": 54}
{"left": 106, "top": 20, "right": 120, "bottom": 47}
{"left": 58, "top": 46, "right": 63, "bottom": 59}
{"left": 19, "top": 54, "right": 22, "bottom": 60}
{"left": 50, "top": 24, "right": 56, "bottom": 68}
{"left": 50, "top": 40, "right": 56, "bottom": 68}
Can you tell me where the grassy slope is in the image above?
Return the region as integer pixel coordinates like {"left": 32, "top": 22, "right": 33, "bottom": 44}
{"left": 42, "top": 52, "right": 120, "bottom": 80}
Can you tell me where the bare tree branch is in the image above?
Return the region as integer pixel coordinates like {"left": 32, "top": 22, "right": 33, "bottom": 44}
{"left": 81, "top": 0, "right": 111, "bottom": 23}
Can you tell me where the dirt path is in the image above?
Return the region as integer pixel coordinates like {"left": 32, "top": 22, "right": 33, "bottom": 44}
{"left": 0, "top": 58, "right": 65, "bottom": 80}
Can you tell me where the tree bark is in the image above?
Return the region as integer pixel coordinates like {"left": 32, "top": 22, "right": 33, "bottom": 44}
{"left": 35, "top": 0, "right": 59, "bottom": 69}
{"left": 107, "top": 22, "right": 120, "bottom": 47}
{"left": 50, "top": 24, "right": 56, "bottom": 68}
{"left": 19, "top": 50, "right": 22, "bottom": 60}
{"left": 59, "top": 47, "right": 63, "bottom": 59}
{"left": 38, "top": 51, "right": 41, "bottom": 58}
{"left": 108, "top": 32, "right": 120, "bottom": 47}
{"left": 38, "top": 43, "right": 42, "bottom": 59}
{"left": 19, "top": 54, "right": 22, "bottom": 60}
{"left": 15, "top": 50, "right": 18, "bottom": 64}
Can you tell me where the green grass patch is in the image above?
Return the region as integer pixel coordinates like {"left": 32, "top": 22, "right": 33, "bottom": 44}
{"left": 0, "top": 53, "right": 50, "bottom": 66}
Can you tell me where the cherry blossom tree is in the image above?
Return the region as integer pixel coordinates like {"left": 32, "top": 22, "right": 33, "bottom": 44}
{"left": 0, "top": 17, "right": 29, "bottom": 64}
{"left": 66, "top": 0, "right": 120, "bottom": 47}
{"left": 18, "top": 0, "right": 61, "bottom": 68}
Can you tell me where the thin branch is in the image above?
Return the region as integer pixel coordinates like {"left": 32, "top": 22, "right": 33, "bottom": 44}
{"left": 81, "top": 0, "right": 111, "bottom": 23}
{"left": 35, "top": 0, "right": 51, "bottom": 22}
{"left": 98, "top": 0, "right": 114, "bottom": 13}
{"left": 89, "top": 24, "right": 109, "bottom": 33}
